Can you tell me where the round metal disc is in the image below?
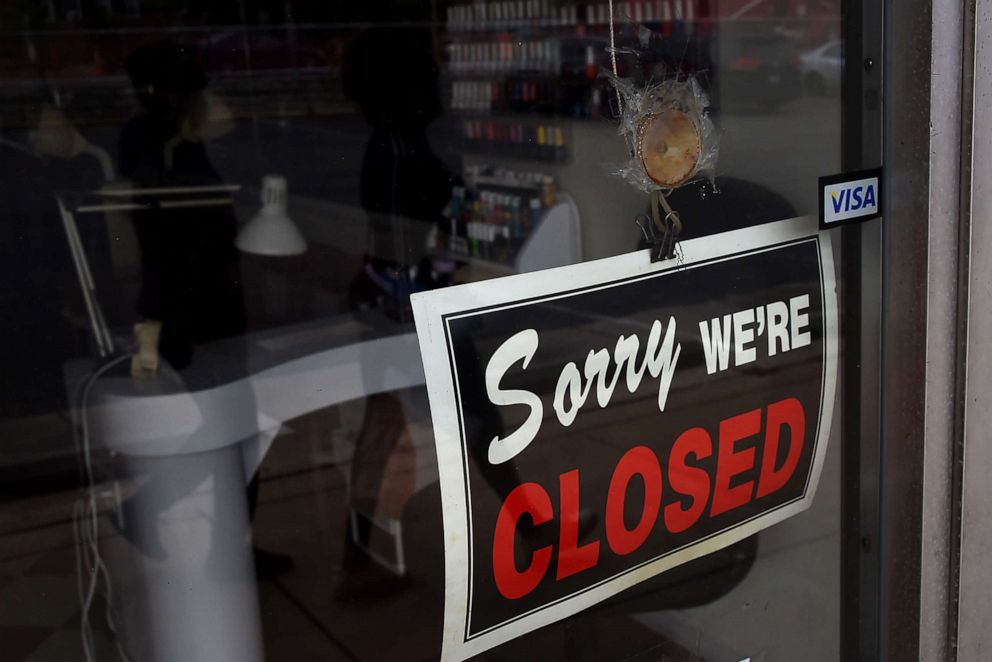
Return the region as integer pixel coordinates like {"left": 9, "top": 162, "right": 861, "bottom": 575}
{"left": 637, "top": 109, "right": 702, "bottom": 188}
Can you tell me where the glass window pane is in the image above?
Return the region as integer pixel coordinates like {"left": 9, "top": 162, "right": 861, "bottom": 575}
{"left": 0, "top": 2, "right": 860, "bottom": 661}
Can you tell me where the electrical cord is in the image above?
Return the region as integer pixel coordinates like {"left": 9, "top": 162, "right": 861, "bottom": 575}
{"left": 71, "top": 353, "right": 133, "bottom": 662}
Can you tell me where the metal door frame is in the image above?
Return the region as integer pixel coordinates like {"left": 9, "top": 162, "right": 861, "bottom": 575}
{"left": 839, "top": 0, "right": 884, "bottom": 658}
{"left": 877, "top": 0, "right": 979, "bottom": 659}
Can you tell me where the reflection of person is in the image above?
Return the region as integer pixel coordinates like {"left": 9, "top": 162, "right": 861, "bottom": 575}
{"left": 337, "top": 28, "right": 460, "bottom": 595}
{"left": 338, "top": 30, "right": 586, "bottom": 597}
{"left": 343, "top": 27, "right": 460, "bottom": 301}
{"left": 343, "top": 28, "right": 455, "bottom": 242}
{"left": 116, "top": 41, "right": 289, "bottom": 578}
{"left": 120, "top": 40, "right": 244, "bottom": 370}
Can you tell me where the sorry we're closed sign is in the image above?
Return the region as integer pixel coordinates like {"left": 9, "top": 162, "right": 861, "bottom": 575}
{"left": 412, "top": 220, "right": 838, "bottom": 661}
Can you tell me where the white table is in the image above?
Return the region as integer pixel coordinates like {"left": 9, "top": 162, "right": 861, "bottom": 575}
{"left": 85, "top": 314, "right": 424, "bottom": 662}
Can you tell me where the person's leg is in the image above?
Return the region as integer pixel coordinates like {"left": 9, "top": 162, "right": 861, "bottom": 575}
{"left": 349, "top": 392, "right": 407, "bottom": 522}
{"left": 246, "top": 473, "right": 259, "bottom": 518}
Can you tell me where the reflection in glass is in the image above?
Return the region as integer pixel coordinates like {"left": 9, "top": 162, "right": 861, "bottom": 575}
{"left": 0, "top": 1, "right": 844, "bottom": 661}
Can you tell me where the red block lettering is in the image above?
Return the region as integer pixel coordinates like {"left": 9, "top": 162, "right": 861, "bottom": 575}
{"left": 493, "top": 483, "right": 553, "bottom": 599}
{"left": 664, "top": 427, "right": 713, "bottom": 533}
{"left": 556, "top": 469, "right": 601, "bottom": 580}
{"left": 757, "top": 397, "right": 805, "bottom": 498}
{"left": 605, "top": 446, "right": 662, "bottom": 556}
{"left": 710, "top": 408, "right": 760, "bottom": 516}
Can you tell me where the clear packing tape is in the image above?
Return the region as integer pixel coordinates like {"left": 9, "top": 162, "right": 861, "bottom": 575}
{"left": 608, "top": 73, "right": 718, "bottom": 194}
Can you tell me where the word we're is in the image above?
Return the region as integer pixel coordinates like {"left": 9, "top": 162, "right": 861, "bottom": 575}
{"left": 698, "top": 295, "right": 812, "bottom": 375}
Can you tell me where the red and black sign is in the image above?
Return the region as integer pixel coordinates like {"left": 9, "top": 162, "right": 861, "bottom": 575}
{"left": 413, "top": 227, "right": 837, "bottom": 661}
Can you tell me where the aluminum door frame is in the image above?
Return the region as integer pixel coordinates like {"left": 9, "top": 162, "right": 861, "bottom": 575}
{"left": 879, "top": 0, "right": 978, "bottom": 659}
{"left": 955, "top": 0, "right": 992, "bottom": 659}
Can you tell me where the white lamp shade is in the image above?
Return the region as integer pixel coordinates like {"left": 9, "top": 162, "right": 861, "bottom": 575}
{"left": 30, "top": 104, "right": 86, "bottom": 159}
{"left": 236, "top": 174, "right": 307, "bottom": 256}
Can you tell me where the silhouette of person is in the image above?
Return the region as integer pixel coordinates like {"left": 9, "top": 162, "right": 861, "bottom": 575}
{"left": 337, "top": 29, "right": 579, "bottom": 598}
{"left": 337, "top": 27, "right": 458, "bottom": 595}
{"left": 120, "top": 40, "right": 244, "bottom": 370}
{"left": 116, "top": 40, "right": 290, "bottom": 577}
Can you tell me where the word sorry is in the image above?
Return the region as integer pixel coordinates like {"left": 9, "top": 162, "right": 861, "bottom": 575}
{"left": 484, "top": 318, "right": 680, "bottom": 464}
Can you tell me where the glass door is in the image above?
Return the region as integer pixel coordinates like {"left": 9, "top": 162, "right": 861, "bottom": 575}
{"left": 0, "top": 1, "right": 883, "bottom": 660}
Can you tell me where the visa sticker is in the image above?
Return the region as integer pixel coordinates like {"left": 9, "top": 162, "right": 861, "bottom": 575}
{"left": 819, "top": 168, "right": 883, "bottom": 228}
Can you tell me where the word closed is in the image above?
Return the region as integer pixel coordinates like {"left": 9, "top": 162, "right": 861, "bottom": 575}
{"left": 492, "top": 397, "right": 806, "bottom": 600}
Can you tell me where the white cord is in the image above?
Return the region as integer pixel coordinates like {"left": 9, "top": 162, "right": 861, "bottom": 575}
{"left": 608, "top": 0, "right": 623, "bottom": 116}
{"left": 72, "top": 354, "right": 134, "bottom": 662}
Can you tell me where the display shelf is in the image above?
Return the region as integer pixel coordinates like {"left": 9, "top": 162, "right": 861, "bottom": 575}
{"left": 433, "top": 193, "right": 581, "bottom": 273}
{"left": 445, "top": 0, "right": 701, "bottom": 34}
{"left": 430, "top": 248, "right": 518, "bottom": 274}
{"left": 438, "top": 0, "right": 707, "bottom": 239}
{"left": 440, "top": 3, "right": 623, "bottom": 134}
{"left": 458, "top": 139, "right": 567, "bottom": 162}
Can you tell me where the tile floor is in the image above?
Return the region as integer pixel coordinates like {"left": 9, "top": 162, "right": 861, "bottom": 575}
{"left": 0, "top": 475, "right": 697, "bottom": 662}
{"left": 1, "top": 389, "right": 839, "bottom": 661}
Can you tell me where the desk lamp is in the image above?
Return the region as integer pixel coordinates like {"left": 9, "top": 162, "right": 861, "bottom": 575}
{"left": 236, "top": 174, "right": 307, "bottom": 256}
{"left": 30, "top": 104, "right": 115, "bottom": 181}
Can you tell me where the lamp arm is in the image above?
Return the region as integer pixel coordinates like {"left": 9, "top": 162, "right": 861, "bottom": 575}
{"left": 56, "top": 196, "right": 114, "bottom": 357}
{"left": 80, "top": 143, "right": 116, "bottom": 183}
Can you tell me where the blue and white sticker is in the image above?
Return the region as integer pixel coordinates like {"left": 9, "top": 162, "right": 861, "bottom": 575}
{"left": 819, "top": 168, "right": 883, "bottom": 228}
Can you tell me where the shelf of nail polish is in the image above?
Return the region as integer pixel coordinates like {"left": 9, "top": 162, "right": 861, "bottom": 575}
{"left": 451, "top": 76, "right": 613, "bottom": 118}
{"left": 446, "top": 39, "right": 562, "bottom": 75}
{"left": 460, "top": 118, "right": 569, "bottom": 160}
{"left": 445, "top": 0, "right": 700, "bottom": 33}
{"left": 446, "top": 0, "right": 577, "bottom": 31}
{"left": 450, "top": 79, "right": 564, "bottom": 111}
{"left": 463, "top": 165, "right": 560, "bottom": 191}
{"left": 437, "top": 168, "right": 559, "bottom": 265}
{"left": 583, "top": 0, "right": 698, "bottom": 26}
{"left": 442, "top": 0, "right": 710, "bottom": 153}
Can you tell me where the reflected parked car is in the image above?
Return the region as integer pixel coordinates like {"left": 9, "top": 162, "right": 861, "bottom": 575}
{"left": 717, "top": 32, "right": 802, "bottom": 111}
{"left": 799, "top": 39, "right": 842, "bottom": 96}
